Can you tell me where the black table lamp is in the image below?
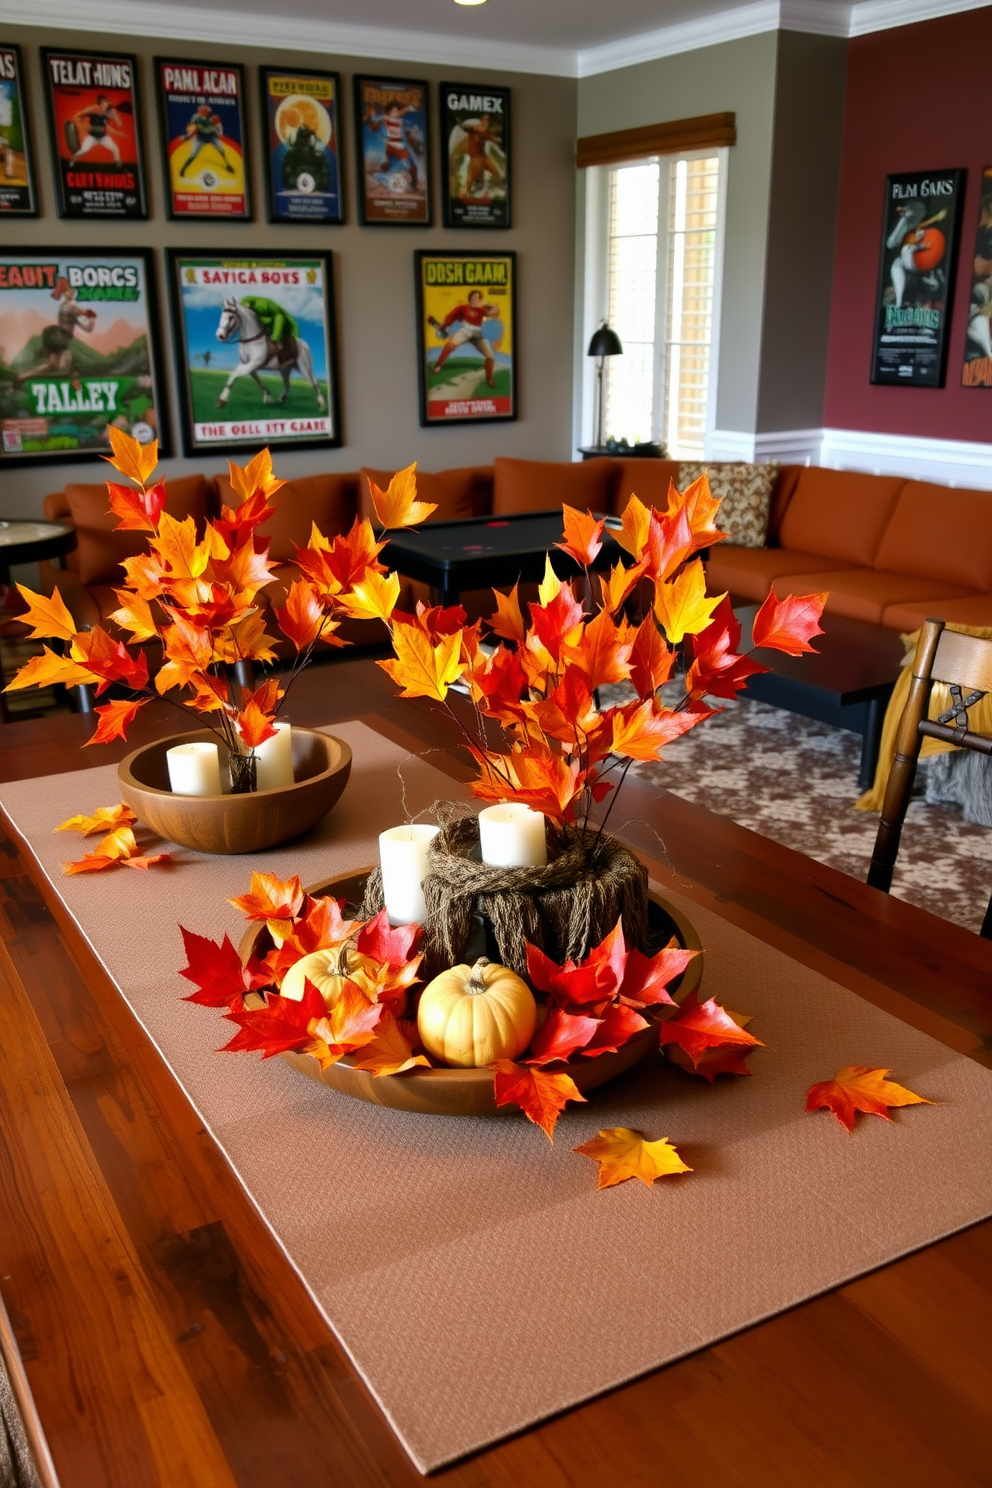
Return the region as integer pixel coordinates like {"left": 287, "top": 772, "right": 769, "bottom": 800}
{"left": 587, "top": 320, "right": 623, "bottom": 450}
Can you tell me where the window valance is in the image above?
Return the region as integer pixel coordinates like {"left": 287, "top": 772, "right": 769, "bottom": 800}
{"left": 575, "top": 112, "right": 736, "bottom": 169}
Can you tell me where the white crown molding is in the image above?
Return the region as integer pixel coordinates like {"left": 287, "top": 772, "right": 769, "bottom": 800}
{"left": 11, "top": 0, "right": 990, "bottom": 81}
{"left": 5, "top": 0, "right": 576, "bottom": 77}
{"left": 821, "top": 428, "right": 992, "bottom": 488}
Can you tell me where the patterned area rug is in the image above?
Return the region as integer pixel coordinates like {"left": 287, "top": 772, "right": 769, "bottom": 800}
{"left": 602, "top": 686, "right": 992, "bottom": 936}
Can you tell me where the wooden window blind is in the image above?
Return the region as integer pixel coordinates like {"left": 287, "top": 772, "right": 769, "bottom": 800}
{"left": 576, "top": 112, "right": 736, "bottom": 169}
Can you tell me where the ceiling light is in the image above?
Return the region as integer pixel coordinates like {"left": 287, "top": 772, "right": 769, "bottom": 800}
{"left": 453, "top": 0, "right": 488, "bottom": 6}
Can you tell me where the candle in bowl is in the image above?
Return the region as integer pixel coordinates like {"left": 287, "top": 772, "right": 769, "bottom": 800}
{"left": 379, "top": 823, "right": 440, "bottom": 925}
{"left": 478, "top": 803, "right": 547, "bottom": 868}
{"left": 166, "top": 741, "right": 222, "bottom": 797}
{"left": 254, "top": 721, "right": 295, "bottom": 791}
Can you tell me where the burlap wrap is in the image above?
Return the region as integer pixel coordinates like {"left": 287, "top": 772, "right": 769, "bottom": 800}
{"left": 361, "top": 813, "right": 649, "bottom": 977}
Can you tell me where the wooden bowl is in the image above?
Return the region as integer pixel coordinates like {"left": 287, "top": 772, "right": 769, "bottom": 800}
{"left": 118, "top": 728, "right": 352, "bottom": 855}
{"left": 242, "top": 868, "right": 704, "bottom": 1116}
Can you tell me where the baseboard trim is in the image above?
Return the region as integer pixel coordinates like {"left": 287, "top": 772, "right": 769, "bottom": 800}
{"left": 706, "top": 426, "right": 992, "bottom": 488}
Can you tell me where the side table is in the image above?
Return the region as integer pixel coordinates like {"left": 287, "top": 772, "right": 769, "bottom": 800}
{"left": 0, "top": 520, "right": 77, "bottom": 722}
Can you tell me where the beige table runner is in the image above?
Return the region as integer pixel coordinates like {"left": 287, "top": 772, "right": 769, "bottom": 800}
{"left": 3, "top": 719, "right": 992, "bottom": 1473}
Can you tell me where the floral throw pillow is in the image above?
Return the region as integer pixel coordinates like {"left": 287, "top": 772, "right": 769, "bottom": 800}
{"left": 679, "top": 462, "right": 778, "bottom": 549}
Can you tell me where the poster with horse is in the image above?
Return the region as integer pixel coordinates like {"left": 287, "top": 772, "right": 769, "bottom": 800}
{"left": 870, "top": 168, "right": 965, "bottom": 388}
{"left": 167, "top": 250, "right": 340, "bottom": 455}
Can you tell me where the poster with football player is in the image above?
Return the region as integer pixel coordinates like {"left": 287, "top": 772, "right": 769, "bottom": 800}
{"left": 961, "top": 167, "right": 992, "bottom": 388}
{"left": 261, "top": 67, "right": 343, "bottom": 224}
{"left": 41, "top": 48, "right": 146, "bottom": 219}
{"left": 870, "top": 168, "right": 964, "bottom": 388}
{"left": 415, "top": 251, "right": 516, "bottom": 425}
{"left": 0, "top": 249, "right": 167, "bottom": 466}
{"left": 354, "top": 76, "right": 430, "bottom": 226}
{"left": 441, "top": 82, "right": 509, "bottom": 229}
{"left": 156, "top": 58, "right": 250, "bottom": 219}
{"left": 166, "top": 250, "right": 339, "bottom": 455}
{"left": 0, "top": 45, "right": 37, "bottom": 215}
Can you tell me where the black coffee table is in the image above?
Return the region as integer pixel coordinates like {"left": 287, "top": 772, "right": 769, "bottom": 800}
{"left": 384, "top": 510, "right": 620, "bottom": 608}
{"left": 736, "top": 602, "right": 906, "bottom": 790}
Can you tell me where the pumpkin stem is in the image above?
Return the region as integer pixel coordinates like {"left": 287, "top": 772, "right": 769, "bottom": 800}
{"left": 467, "top": 957, "right": 490, "bottom": 994}
{"left": 335, "top": 942, "right": 354, "bottom": 977}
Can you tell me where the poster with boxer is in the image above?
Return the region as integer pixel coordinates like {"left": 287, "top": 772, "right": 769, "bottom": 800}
{"left": 0, "top": 248, "right": 167, "bottom": 465}
{"left": 261, "top": 67, "right": 343, "bottom": 224}
{"left": 961, "top": 167, "right": 992, "bottom": 388}
{"left": 415, "top": 250, "right": 516, "bottom": 425}
{"left": 0, "top": 44, "right": 38, "bottom": 216}
{"left": 440, "top": 82, "right": 510, "bottom": 229}
{"left": 354, "top": 76, "right": 430, "bottom": 226}
{"left": 870, "top": 168, "right": 964, "bottom": 388}
{"left": 156, "top": 57, "right": 250, "bottom": 219}
{"left": 41, "top": 47, "right": 146, "bottom": 219}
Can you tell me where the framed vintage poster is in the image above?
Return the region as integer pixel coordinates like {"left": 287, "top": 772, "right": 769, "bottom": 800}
{"left": 155, "top": 58, "right": 250, "bottom": 220}
{"left": 260, "top": 66, "right": 343, "bottom": 224}
{"left": 415, "top": 250, "right": 516, "bottom": 425}
{"left": 961, "top": 166, "right": 992, "bottom": 388}
{"left": 166, "top": 249, "right": 340, "bottom": 455}
{"left": 870, "top": 168, "right": 965, "bottom": 387}
{"left": 0, "top": 44, "right": 38, "bottom": 216}
{"left": 354, "top": 75, "right": 430, "bottom": 226}
{"left": 440, "top": 82, "right": 510, "bottom": 229}
{"left": 0, "top": 248, "right": 168, "bottom": 466}
{"left": 41, "top": 47, "right": 147, "bottom": 219}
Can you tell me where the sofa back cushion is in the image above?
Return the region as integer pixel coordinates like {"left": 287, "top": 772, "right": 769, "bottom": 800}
{"left": 493, "top": 457, "right": 614, "bottom": 515}
{"left": 873, "top": 480, "right": 992, "bottom": 591}
{"left": 63, "top": 473, "right": 213, "bottom": 586}
{"left": 609, "top": 459, "right": 682, "bottom": 514}
{"left": 216, "top": 471, "right": 357, "bottom": 563}
{"left": 777, "top": 467, "right": 905, "bottom": 565}
{"left": 679, "top": 462, "right": 778, "bottom": 548}
{"left": 359, "top": 466, "right": 478, "bottom": 525}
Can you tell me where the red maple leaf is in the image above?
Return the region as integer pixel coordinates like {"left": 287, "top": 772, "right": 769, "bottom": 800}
{"left": 752, "top": 589, "right": 827, "bottom": 657}
{"left": 579, "top": 1002, "right": 649, "bottom": 1057}
{"left": 83, "top": 698, "right": 147, "bottom": 746}
{"left": 686, "top": 597, "right": 768, "bottom": 701}
{"left": 528, "top": 585, "right": 585, "bottom": 662}
{"left": 628, "top": 615, "right": 675, "bottom": 698}
{"left": 524, "top": 1007, "right": 600, "bottom": 1065}
{"left": 107, "top": 478, "right": 167, "bottom": 532}
{"left": 491, "top": 1059, "right": 586, "bottom": 1141}
{"left": 658, "top": 989, "right": 764, "bottom": 1064}
{"left": 667, "top": 1042, "right": 753, "bottom": 1081}
{"left": 618, "top": 939, "right": 698, "bottom": 1008}
{"left": 354, "top": 909, "right": 423, "bottom": 969}
{"left": 178, "top": 927, "right": 251, "bottom": 1007}
{"left": 222, "top": 980, "right": 326, "bottom": 1058}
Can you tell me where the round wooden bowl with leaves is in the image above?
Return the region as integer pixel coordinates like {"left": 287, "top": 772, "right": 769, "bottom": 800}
{"left": 242, "top": 869, "right": 704, "bottom": 1116}
{"left": 119, "top": 729, "right": 352, "bottom": 855}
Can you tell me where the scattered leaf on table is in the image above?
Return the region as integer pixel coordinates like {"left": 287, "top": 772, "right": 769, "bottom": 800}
{"left": 56, "top": 803, "right": 138, "bottom": 837}
{"left": 659, "top": 989, "right": 764, "bottom": 1066}
{"left": 491, "top": 1059, "right": 586, "bottom": 1142}
{"left": 574, "top": 1127, "right": 692, "bottom": 1188}
{"left": 62, "top": 853, "right": 121, "bottom": 875}
{"left": 805, "top": 1065, "right": 932, "bottom": 1133}
{"left": 122, "top": 853, "right": 173, "bottom": 870}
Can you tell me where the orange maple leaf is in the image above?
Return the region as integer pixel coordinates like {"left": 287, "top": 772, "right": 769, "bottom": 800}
{"left": 350, "top": 1009, "right": 431, "bottom": 1076}
{"left": 235, "top": 698, "right": 277, "bottom": 751}
{"left": 609, "top": 698, "right": 705, "bottom": 761}
{"left": 227, "top": 448, "right": 285, "bottom": 503}
{"left": 488, "top": 583, "right": 526, "bottom": 645}
{"left": 155, "top": 611, "right": 213, "bottom": 693}
{"left": 659, "top": 989, "right": 764, "bottom": 1065}
{"left": 614, "top": 495, "right": 652, "bottom": 561}
{"left": 56, "top": 803, "right": 138, "bottom": 836}
{"left": 667, "top": 1041, "right": 753, "bottom": 1081}
{"left": 14, "top": 584, "right": 77, "bottom": 642}
{"left": 556, "top": 506, "right": 605, "bottom": 568}
{"left": 3, "top": 647, "right": 99, "bottom": 694}
{"left": 83, "top": 698, "right": 147, "bottom": 746}
{"left": 103, "top": 425, "right": 159, "bottom": 487}
{"left": 805, "top": 1065, "right": 931, "bottom": 1133}
{"left": 528, "top": 584, "right": 585, "bottom": 663}
{"left": 368, "top": 464, "right": 438, "bottom": 529}
{"left": 598, "top": 557, "right": 647, "bottom": 615}
{"left": 653, "top": 559, "right": 725, "bottom": 644}
{"left": 667, "top": 475, "right": 726, "bottom": 551}
{"left": 378, "top": 625, "right": 464, "bottom": 701}
{"left": 491, "top": 1059, "right": 586, "bottom": 1141}
{"left": 275, "top": 579, "right": 326, "bottom": 652}
{"left": 109, "top": 589, "right": 158, "bottom": 643}
{"left": 106, "top": 478, "right": 167, "bottom": 532}
{"left": 573, "top": 1127, "right": 691, "bottom": 1188}
{"left": 566, "top": 606, "right": 633, "bottom": 689}
{"left": 469, "top": 745, "right": 586, "bottom": 822}
{"left": 628, "top": 616, "right": 675, "bottom": 698}
{"left": 229, "top": 872, "right": 305, "bottom": 923}
{"left": 752, "top": 589, "right": 828, "bottom": 657}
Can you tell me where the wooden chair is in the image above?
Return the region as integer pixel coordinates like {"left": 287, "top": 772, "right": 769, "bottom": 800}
{"left": 868, "top": 617, "right": 992, "bottom": 938}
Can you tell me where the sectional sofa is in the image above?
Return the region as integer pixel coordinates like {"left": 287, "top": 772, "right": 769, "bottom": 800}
{"left": 39, "top": 455, "right": 992, "bottom": 635}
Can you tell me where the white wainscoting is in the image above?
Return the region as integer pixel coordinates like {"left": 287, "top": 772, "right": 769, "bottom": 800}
{"left": 705, "top": 427, "right": 992, "bottom": 490}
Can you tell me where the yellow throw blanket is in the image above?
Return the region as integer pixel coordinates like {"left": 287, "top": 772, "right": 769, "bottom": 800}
{"left": 856, "top": 623, "right": 992, "bottom": 812}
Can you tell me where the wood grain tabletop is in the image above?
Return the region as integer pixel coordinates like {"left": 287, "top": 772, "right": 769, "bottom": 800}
{"left": 2, "top": 658, "right": 991, "bottom": 1488}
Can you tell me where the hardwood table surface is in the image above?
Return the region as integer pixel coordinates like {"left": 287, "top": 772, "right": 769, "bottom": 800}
{"left": 2, "top": 658, "right": 992, "bottom": 1488}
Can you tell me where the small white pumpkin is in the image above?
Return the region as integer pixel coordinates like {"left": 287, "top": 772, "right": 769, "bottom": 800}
{"left": 281, "top": 943, "right": 369, "bottom": 1007}
{"left": 417, "top": 957, "right": 537, "bottom": 1068}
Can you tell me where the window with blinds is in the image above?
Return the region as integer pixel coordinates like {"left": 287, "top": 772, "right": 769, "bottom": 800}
{"left": 601, "top": 153, "right": 722, "bottom": 458}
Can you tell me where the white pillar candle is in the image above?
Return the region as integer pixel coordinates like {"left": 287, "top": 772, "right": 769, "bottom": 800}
{"left": 254, "top": 721, "right": 295, "bottom": 791}
{"left": 378, "top": 824, "right": 440, "bottom": 926}
{"left": 166, "top": 741, "right": 222, "bottom": 797}
{"left": 478, "top": 803, "right": 547, "bottom": 868}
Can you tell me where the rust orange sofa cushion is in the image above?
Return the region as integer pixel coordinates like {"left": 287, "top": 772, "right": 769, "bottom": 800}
{"left": 359, "top": 466, "right": 478, "bottom": 525}
{"left": 216, "top": 471, "right": 357, "bottom": 564}
{"left": 777, "top": 467, "right": 904, "bottom": 567}
{"left": 882, "top": 593, "right": 992, "bottom": 630}
{"left": 703, "top": 546, "right": 861, "bottom": 602}
{"left": 62, "top": 473, "right": 213, "bottom": 587}
{"left": 873, "top": 480, "right": 992, "bottom": 592}
{"left": 767, "top": 568, "right": 980, "bottom": 626}
{"left": 492, "top": 457, "right": 614, "bottom": 516}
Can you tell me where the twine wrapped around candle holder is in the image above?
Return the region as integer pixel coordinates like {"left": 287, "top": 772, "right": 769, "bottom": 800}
{"left": 360, "top": 811, "right": 649, "bottom": 979}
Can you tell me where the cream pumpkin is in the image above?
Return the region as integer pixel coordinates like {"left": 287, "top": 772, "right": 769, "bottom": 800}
{"left": 280, "top": 943, "right": 371, "bottom": 1007}
{"left": 417, "top": 957, "right": 537, "bottom": 1068}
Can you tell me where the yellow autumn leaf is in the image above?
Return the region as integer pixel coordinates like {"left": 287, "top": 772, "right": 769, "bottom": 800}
{"left": 103, "top": 425, "right": 159, "bottom": 487}
{"left": 653, "top": 560, "right": 725, "bottom": 644}
{"left": 14, "top": 584, "right": 77, "bottom": 642}
{"left": 573, "top": 1127, "right": 692, "bottom": 1188}
{"left": 378, "top": 625, "right": 464, "bottom": 701}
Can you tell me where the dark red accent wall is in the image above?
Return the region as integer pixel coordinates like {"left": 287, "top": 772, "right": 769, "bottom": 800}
{"left": 823, "top": 8, "right": 992, "bottom": 440}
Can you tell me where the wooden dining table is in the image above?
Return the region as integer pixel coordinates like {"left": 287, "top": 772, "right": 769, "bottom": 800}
{"left": 2, "top": 656, "right": 991, "bottom": 1488}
